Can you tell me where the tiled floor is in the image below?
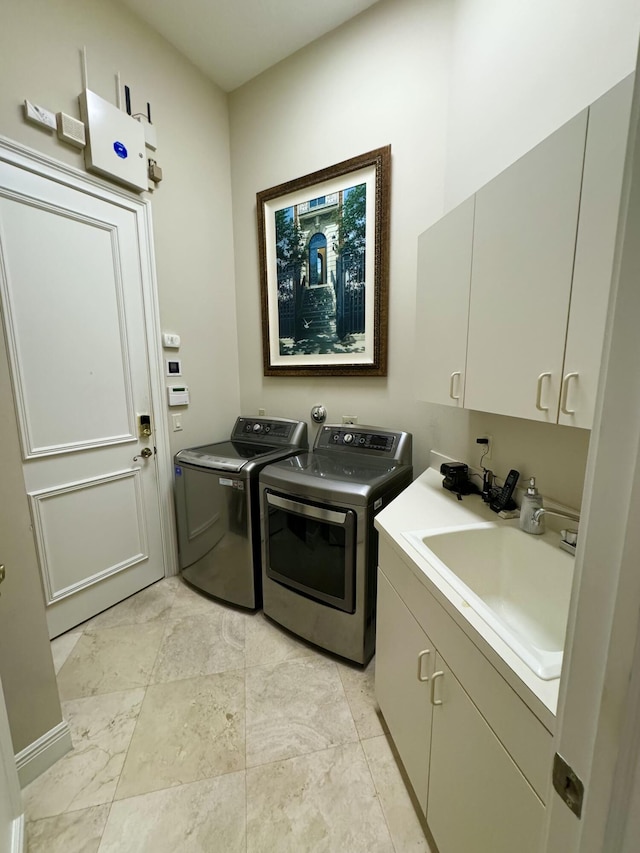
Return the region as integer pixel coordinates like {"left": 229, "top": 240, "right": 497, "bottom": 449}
{"left": 23, "top": 577, "right": 432, "bottom": 852}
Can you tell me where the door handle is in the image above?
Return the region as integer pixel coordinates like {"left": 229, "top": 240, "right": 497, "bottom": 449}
{"left": 449, "top": 371, "right": 461, "bottom": 401}
{"left": 417, "top": 649, "right": 431, "bottom": 682}
{"left": 431, "top": 670, "right": 444, "bottom": 706}
{"left": 0, "top": 564, "right": 5, "bottom": 597}
{"left": 535, "top": 372, "right": 552, "bottom": 411}
{"left": 133, "top": 447, "right": 153, "bottom": 461}
{"left": 560, "top": 372, "right": 578, "bottom": 415}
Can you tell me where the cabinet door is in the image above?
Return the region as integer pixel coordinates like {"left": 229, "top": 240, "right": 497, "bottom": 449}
{"left": 427, "top": 653, "right": 545, "bottom": 853}
{"left": 375, "top": 569, "right": 433, "bottom": 813}
{"left": 465, "top": 111, "right": 588, "bottom": 421}
{"left": 415, "top": 197, "right": 475, "bottom": 407}
{"left": 559, "top": 75, "right": 634, "bottom": 428}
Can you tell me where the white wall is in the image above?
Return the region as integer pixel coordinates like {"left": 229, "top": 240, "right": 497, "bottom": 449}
{"left": 446, "top": 0, "right": 640, "bottom": 206}
{"left": 228, "top": 0, "right": 611, "bottom": 508}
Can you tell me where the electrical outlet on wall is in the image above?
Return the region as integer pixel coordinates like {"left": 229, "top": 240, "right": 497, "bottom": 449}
{"left": 477, "top": 434, "right": 493, "bottom": 462}
{"left": 342, "top": 415, "right": 358, "bottom": 425}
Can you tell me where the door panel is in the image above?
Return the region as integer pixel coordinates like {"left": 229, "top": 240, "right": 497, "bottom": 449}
{"left": 0, "top": 196, "right": 135, "bottom": 455}
{"left": 427, "top": 653, "right": 544, "bottom": 853}
{"left": 0, "top": 157, "right": 166, "bottom": 638}
{"left": 30, "top": 469, "right": 149, "bottom": 603}
{"left": 465, "top": 112, "right": 587, "bottom": 421}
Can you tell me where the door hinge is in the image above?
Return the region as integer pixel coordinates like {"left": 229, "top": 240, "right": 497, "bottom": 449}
{"left": 553, "top": 752, "right": 584, "bottom": 818}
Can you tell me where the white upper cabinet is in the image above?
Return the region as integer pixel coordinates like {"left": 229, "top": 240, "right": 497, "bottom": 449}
{"left": 414, "top": 75, "right": 633, "bottom": 429}
{"left": 415, "top": 196, "right": 474, "bottom": 407}
{"left": 559, "top": 76, "right": 634, "bottom": 428}
{"left": 464, "top": 111, "right": 588, "bottom": 422}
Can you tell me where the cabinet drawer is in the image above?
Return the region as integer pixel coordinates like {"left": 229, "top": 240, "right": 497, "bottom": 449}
{"left": 379, "top": 538, "right": 553, "bottom": 802}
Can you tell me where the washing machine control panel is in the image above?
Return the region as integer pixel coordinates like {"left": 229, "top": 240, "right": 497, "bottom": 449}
{"left": 325, "top": 428, "right": 395, "bottom": 453}
{"left": 227, "top": 417, "right": 308, "bottom": 449}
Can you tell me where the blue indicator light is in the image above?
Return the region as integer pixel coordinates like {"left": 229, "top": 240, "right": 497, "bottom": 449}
{"left": 113, "top": 141, "right": 128, "bottom": 159}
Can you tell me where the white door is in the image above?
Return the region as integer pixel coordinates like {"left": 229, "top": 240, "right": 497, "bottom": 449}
{"left": 0, "top": 146, "right": 170, "bottom": 638}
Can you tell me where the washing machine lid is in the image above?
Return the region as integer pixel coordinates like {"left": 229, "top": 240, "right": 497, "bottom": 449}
{"left": 176, "top": 440, "right": 288, "bottom": 473}
{"left": 260, "top": 451, "right": 412, "bottom": 504}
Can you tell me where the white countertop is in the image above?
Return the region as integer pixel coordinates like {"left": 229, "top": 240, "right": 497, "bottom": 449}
{"left": 375, "top": 460, "right": 563, "bottom": 731}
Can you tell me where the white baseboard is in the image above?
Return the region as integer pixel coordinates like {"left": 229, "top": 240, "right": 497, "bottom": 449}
{"left": 15, "top": 720, "right": 72, "bottom": 788}
{"left": 11, "top": 814, "right": 24, "bottom": 852}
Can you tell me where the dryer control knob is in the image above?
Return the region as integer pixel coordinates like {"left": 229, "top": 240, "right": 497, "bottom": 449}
{"left": 343, "top": 433, "right": 354, "bottom": 444}
{"left": 253, "top": 423, "right": 263, "bottom": 433}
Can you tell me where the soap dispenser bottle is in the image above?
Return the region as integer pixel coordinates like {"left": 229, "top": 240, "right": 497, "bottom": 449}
{"left": 520, "top": 477, "right": 544, "bottom": 534}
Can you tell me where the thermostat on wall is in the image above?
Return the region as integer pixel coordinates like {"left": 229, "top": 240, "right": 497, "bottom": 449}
{"left": 166, "top": 357, "right": 182, "bottom": 377}
{"left": 168, "top": 385, "right": 189, "bottom": 406}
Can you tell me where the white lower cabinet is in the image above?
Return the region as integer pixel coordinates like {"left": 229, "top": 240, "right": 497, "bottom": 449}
{"left": 427, "top": 652, "right": 544, "bottom": 853}
{"left": 375, "top": 570, "right": 433, "bottom": 812}
{"left": 376, "top": 547, "right": 550, "bottom": 853}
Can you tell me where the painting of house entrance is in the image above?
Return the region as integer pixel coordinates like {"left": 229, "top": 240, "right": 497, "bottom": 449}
{"left": 257, "top": 147, "right": 390, "bottom": 376}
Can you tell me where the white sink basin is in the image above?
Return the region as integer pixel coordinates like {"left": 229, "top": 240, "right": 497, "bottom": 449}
{"left": 403, "top": 523, "right": 574, "bottom": 680}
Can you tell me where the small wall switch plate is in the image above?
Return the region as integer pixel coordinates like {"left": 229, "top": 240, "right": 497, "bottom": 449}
{"left": 162, "top": 332, "right": 180, "bottom": 348}
{"left": 172, "top": 413, "right": 183, "bottom": 431}
{"left": 342, "top": 415, "right": 358, "bottom": 425}
{"left": 258, "top": 408, "right": 266, "bottom": 416}
{"left": 24, "top": 100, "right": 56, "bottom": 130}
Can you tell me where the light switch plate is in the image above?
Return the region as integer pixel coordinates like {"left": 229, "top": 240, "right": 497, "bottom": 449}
{"left": 162, "top": 332, "right": 181, "bottom": 348}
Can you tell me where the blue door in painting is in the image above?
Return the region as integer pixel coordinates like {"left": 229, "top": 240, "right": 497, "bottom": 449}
{"left": 309, "top": 233, "right": 327, "bottom": 286}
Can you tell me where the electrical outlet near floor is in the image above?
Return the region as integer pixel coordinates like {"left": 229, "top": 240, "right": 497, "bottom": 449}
{"left": 342, "top": 415, "right": 358, "bottom": 425}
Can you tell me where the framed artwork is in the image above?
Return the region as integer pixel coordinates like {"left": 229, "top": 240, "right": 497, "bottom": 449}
{"left": 256, "top": 145, "right": 390, "bottom": 376}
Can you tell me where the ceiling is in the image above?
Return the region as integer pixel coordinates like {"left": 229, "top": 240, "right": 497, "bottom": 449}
{"left": 118, "top": 0, "right": 382, "bottom": 92}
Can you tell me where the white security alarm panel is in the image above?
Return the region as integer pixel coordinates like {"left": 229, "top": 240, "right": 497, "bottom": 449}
{"left": 79, "top": 89, "right": 147, "bottom": 192}
{"left": 168, "top": 385, "right": 189, "bottom": 406}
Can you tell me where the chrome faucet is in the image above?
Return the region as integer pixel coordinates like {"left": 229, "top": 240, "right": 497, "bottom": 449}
{"left": 532, "top": 507, "right": 580, "bottom": 527}
{"left": 532, "top": 508, "right": 580, "bottom": 555}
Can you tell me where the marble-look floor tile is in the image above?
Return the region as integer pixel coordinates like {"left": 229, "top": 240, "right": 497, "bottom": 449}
{"left": 168, "top": 579, "right": 224, "bottom": 620}
{"left": 362, "top": 735, "right": 433, "bottom": 852}
{"left": 99, "top": 772, "right": 246, "bottom": 853}
{"left": 26, "top": 804, "right": 110, "bottom": 853}
{"left": 246, "top": 742, "right": 394, "bottom": 853}
{"left": 50, "top": 631, "right": 83, "bottom": 675}
{"left": 23, "top": 690, "right": 144, "bottom": 819}
{"left": 116, "top": 671, "right": 245, "bottom": 799}
{"left": 245, "top": 613, "right": 316, "bottom": 668}
{"left": 151, "top": 608, "right": 245, "bottom": 683}
{"left": 82, "top": 578, "right": 178, "bottom": 632}
{"left": 337, "top": 657, "right": 388, "bottom": 739}
{"left": 246, "top": 657, "right": 358, "bottom": 768}
{"left": 56, "top": 622, "right": 166, "bottom": 701}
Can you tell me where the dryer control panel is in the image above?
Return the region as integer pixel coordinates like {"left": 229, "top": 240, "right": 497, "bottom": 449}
{"left": 317, "top": 425, "right": 411, "bottom": 464}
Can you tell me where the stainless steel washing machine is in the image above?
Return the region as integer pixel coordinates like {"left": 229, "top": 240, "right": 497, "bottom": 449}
{"left": 259, "top": 424, "right": 412, "bottom": 664}
{"left": 174, "top": 417, "right": 307, "bottom": 608}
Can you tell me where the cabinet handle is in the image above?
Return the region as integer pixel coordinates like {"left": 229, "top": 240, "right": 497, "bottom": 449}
{"left": 560, "top": 372, "right": 578, "bottom": 415}
{"left": 431, "top": 670, "right": 444, "bottom": 706}
{"left": 535, "top": 372, "right": 552, "bottom": 411}
{"left": 449, "top": 372, "right": 461, "bottom": 401}
{"left": 417, "top": 649, "right": 430, "bottom": 682}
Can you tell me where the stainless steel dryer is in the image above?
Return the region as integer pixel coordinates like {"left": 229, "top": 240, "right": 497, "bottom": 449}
{"left": 259, "top": 424, "right": 412, "bottom": 664}
{"left": 174, "top": 417, "right": 307, "bottom": 608}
